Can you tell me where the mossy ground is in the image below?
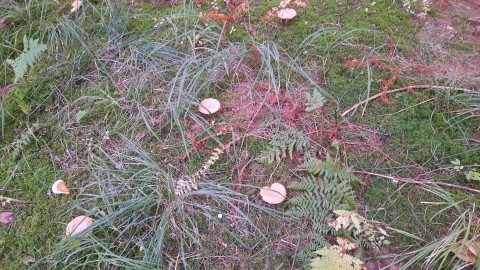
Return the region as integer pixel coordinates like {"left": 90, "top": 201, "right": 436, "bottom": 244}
{"left": 1, "top": 0, "right": 479, "bottom": 269}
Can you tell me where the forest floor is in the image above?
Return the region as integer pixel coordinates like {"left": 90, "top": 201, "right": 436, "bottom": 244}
{"left": 1, "top": 0, "right": 479, "bottom": 269}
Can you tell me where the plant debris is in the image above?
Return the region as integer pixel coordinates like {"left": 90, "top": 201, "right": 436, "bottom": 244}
{"left": 0, "top": 212, "right": 16, "bottom": 225}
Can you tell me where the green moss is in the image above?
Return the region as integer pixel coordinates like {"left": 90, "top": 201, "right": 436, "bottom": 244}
{"left": 227, "top": 23, "right": 250, "bottom": 42}
{"left": 0, "top": 154, "right": 69, "bottom": 270}
{"left": 362, "top": 180, "right": 454, "bottom": 245}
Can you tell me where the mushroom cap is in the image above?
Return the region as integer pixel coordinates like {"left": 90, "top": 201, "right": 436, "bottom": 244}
{"left": 66, "top": 216, "right": 94, "bottom": 237}
{"left": 198, "top": 98, "right": 221, "bottom": 114}
{"left": 277, "top": 8, "right": 297, "bottom": 20}
{"left": 467, "top": 239, "right": 480, "bottom": 257}
{"left": 453, "top": 239, "right": 480, "bottom": 262}
{"left": 260, "top": 182, "right": 287, "bottom": 204}
{"left": 70, "top": 0, "right": 82, "bottom": 13}
{"left": 52, "top": 180, "right": 70, "bottom": 194}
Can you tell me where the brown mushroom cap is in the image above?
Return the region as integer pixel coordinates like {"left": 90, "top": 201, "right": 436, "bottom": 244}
{"left": 467, "top": 239, "right": 480, "bottom": 257}
{"left": 52, "top": 180, "right": 70, "bottom": 194}
{"left": 66, "top": 216, "right": 94, "bottom": 237}
{"left": 70, "top": 0, "right": 83, "bottom": 13}
{"left": 277, "top": 8, "right": 297, "bottom": 20}
{"left": 198, "top": 98, "right": 221, "bottom": 114}
{"left": 260, "top": 182, "right": 287, "bottom": 204}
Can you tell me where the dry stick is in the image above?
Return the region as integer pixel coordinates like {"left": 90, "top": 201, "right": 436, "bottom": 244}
{"left": 342, "top": 85, "right": 478, "bottom": 118}
{"left": 353, "top": 170, "right": 480, "bottom": 194}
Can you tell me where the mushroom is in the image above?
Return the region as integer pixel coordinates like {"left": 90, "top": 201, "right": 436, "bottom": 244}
{"left": 52, "top": 180, "right": 70, "bottom": 194}
{"left": 70, "top": 0, "right": 82, "bottom": 13}
{"left": 277, "top": 8, "right": 297, "bottom": 27}
{"left": 66, "top": 216, "right": 94, "bottom": 237}
{"left": 260, "top": 182, "right": 287, "bottom": 204}
{"left": 467, "top": 239, "right": 480, "bottom": 257}
{"left": 198, "top": 98, "right": 221, "bottom": 115}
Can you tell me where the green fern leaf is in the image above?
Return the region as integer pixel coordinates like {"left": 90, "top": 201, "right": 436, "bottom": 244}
{"left": 287, "top": 159, "right": 358, "bottom": 263}
{"left": 299, "top": 155, "right": 360, "bottom": 183}
{"left": 305, "top": 88, "right": 325, "bottom": 112}
{"left": 6, "top": 35, "right": 47, "bottom": 83}
{"left": 258, "top": 126, "right": 310, "bottom": 164}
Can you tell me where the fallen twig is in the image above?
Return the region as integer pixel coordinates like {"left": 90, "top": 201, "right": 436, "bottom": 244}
{"left": 0, "top": 195, "right": 26, "bottom": 203}
{"left": 353, "top": 170, "right": 480, "bottom": 194}
{"left": 342, "top": 85, "right": 478, "bottom": 118}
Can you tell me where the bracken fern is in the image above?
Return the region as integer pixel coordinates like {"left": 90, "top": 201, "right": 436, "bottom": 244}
{"left": 7, "top": 35, "right": 47, "bottom": 83}
{"left": 287, "top": 157, "right": 359, "bottom": 262}
{"left": 258, "top": 126, "right": 310, "bottom": 164}
{"left": 299, "top": 155, "right": 360, "bottom": 183}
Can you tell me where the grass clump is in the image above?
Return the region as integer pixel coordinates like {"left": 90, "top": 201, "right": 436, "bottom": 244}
{"left": 47, "top": 137, "right": 288, "bottom": 269}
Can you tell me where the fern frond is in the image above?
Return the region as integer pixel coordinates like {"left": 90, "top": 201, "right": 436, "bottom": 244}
{"left": 6, "top": 35, "right": 47, "bottom": 83}
{"left": 174, "top": 145, "right": 226, "bottom": 196}
{"left": 11, "top": 123, "right": 40, "bottom": 158}
{"left": 257, "top": 146, "right": 279, "bottom": 164}
{"left": 287, "top": 174, "right": 320, "bottom": 192}
{"left": 305, "top": 88, "right": 326, "bottom": 112}
{"left": 288, "top": 158, "right": 358, "bottom": 264}
{"left": 258, "top": 126, "right": 310, "bottom": 164}
{"left": 330, "top": 210, "right": 388, "bottom": 251}
{"left": 174, "top": 169, "right": 207, "bottom": 196}
{"left": 299, "top": 155, "right": 360, "bottom": 183}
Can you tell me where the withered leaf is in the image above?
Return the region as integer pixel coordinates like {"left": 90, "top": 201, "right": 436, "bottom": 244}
{"left": 20, "top": 256, "right": 36, "bottom": 265}
{"left": 0, "top": 212, "right": 15, "bottom": 225}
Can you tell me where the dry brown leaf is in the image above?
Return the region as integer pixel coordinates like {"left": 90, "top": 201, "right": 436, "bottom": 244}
{"left": 20, "top": 256, "right": 36, "bottom": 265}
{"left": 343, "top": 59, "right": 365, "bottom": 70}
{"left": 232, "top": 0, "right": 249, "bottom": 17}
{"left": 200, "top": 10, "right": 231, "bottom": 24}
{"left": 0, "top": 16, "right": 13, "bottom": 27}
{"left": 378, "top": 74, "right": 397, "bottom": 105}
{"left": 194, "top": 0, "right": 210, "bottom": 8}
{"left": 70, "top": 0, "right": 82, "bottom": 13}
{"left": 0, "top": 212, "right": 15, "bottom": 225}
{"left": 200, "top": 1, "right": 249, "bottom": 25}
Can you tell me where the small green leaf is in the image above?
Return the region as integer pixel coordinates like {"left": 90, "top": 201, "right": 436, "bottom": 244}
{"left": 305, "top": 88, "right": 325, "bottom": 112}
{"left": 16, "top": 98, "right": 31, "bottom": 115}
{"left": 383, "top": 239, "right": 391, "bottom": 245}
{"left": 466, "top": 170, "right": 480, "bottom": 181}
{"left": 450, "top": 159, "right": 464, "bottom": 171}
{"left": 7, "top": 35, "right": 47, "bottom": 83}
{"left": 76, "top": 110, "right": 87, "bottom": 123}
{"left": 450, "top": 159, "right": 461, "bottom": 165}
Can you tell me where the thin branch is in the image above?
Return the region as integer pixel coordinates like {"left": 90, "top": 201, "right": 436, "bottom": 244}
{"left": 353, "top": 170, "right": 480, "bottom": 194}
{"left": 342, "top": 85, "right": 478, "bottom": 118}
{"left": 0, "top": 195, "right": 27, "bottom": 203}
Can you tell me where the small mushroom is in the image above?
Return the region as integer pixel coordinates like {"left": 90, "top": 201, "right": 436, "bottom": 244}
{"left": 66, "top": 216, "right": 94, "bottom": 237}
{"left": 260, "top": 182, "right": 287, "bottom": 204}
{"left": 70, "top": 0, "right": 82, "bottom": 13}
{"left": 52, "top": 180, "right": 70, "bottom": 195}
{"left": 277, "top": 8, "right": 297, "bottom": 27}
{"left": 467, "top": 239, "right": 480, "bottom": 257}
{"left": 198, "top": 98, "right": 221, "bottom": 115}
